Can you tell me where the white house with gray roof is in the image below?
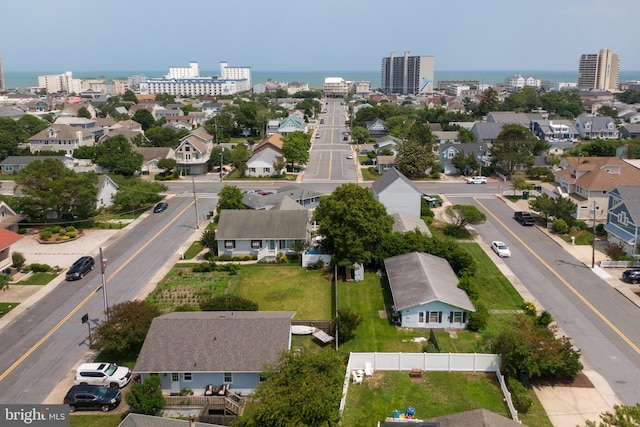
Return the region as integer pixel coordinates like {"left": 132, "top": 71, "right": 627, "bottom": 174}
{"left": 384, "top": 252, "right": 475, "bottom": 329}
{"left": 575, "top": 114, "right": 619, "bottom": 140}
{"left": 371, "top": 168, "right": 422, "bottom": 218}
{"left": 216, "top": 209, "right": 309, "bottom": 261}
{"left": 134, "top": 311, "right": 294, "bottom": 396}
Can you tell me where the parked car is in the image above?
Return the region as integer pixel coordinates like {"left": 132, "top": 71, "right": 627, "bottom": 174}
{"left": 361, "top": 158, "right": 375, "bottom": 166}
{"left": 491, "top": 241, "right": 511, "bottom": 258}
{"left": 346, "top": 153, "right": 354, "bottom": 159}
{"left": 315, "top": 133, "right": 321, "bottom": 139}
{"left": 320, "top": 119, "right": 324, "bottom": 124}
{"left": 622, "top": 269, "right": 640, "bottom": 284}
{"left": 466, "top": 176, "right": 487, "bottom": 184}
{"left": 154, "top": 202, "right": 168, "bottom": 213}
{"left": 514, "top": 211, "right": 536, "bottom": 226}
{"left": 75, "top": 362, "right": 132, "bottom": 389}
{"left": 64, "top": 384, "right": 121, "bottom": 413}
{"left": 66, "top": 256, "right": 95, "bottom": 281}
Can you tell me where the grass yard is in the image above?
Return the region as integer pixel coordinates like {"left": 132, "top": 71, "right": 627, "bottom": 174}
{"left": 559, "top": 229, "right": 594, "bottom": 245}
{"left": 0, "top": 302, "right": 19, "bottom": 318}
{"left": 182, "top": 241, "right": 204, "bottom": 259}
{"left": 70, "top": 414, "right": 122, "bottom": 427}
{"left": 228, "top": 264, "right": 333, "bottom": 319}
{"left": 16, "top": 272, "right": 57, "bottom": 286}
{"left": 343, "top": 371, "right": 509, "bottom": 426}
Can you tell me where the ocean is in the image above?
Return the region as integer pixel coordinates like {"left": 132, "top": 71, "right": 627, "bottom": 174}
{"left": 3, "top": 69, "right": 640, "bottom": 91}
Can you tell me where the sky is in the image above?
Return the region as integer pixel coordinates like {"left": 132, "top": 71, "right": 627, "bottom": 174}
{"left": 2, "top": 0, "right": 639, "bottom": 73}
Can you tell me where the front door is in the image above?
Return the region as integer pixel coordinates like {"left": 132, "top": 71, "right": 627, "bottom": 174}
{"left": 170, "top": 373, "right": 180, "bottom": 394}
{"left": 269, "top": 240, "right": 276, "bottom": 250}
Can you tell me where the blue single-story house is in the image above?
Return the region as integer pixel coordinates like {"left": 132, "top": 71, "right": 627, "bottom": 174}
{"left": 134, "top": 311, "right": 294, "bottom": 396}
{"left": 384, "top": 252, "right": 475, "bottom": 329}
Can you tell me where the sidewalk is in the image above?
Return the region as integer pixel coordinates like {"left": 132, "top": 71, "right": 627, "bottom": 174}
{"left": 494, "top": 196, "right": 628, "bottom": 426}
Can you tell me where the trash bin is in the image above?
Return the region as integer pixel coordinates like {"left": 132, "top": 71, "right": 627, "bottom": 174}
{"left": 522, "top": 190, "right": 529, "bottom": 200}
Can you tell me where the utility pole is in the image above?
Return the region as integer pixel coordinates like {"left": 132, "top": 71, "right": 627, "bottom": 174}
{"left": 192, "top": 177, "right": 199, "bottom": 229}
{"left": 100, "top": 247, "right": 109, "bottom": 321}
{"left": 591, "top": 200, "right": 597, "bottom": 268}
{"left": 220, "top": 147, "right": 225, "bottom": 180}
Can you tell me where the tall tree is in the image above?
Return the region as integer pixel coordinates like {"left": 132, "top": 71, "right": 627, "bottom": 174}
{"left": 282, "top": 131, "right": 311, "bottom": 168}
{"left": 95, "top": 135, "right": 144, "bottom": 176}
{"left": 395, "top": 139, "right": 435, "bottom": 178}
{"left": 477, "top": 87, "right": 500, "bottom": 116}
{"left": 490, "top": 124, "right": 538, "bottom": 179}
{"left": 132, "top": 109, "right": 155, "bottom": 131}
{"left": 77, "top": 107, "right": 92, "bottom": 119}
{"left": 110, "top": 176, "right": 166, "bottom": 213}
{"left": 122, "top": 89, "right": 138, "bottom": 104}
{"left": 443, "top": 204, "right": 487, "bottom": 233}
{"left": 351, "top": 126, "right": 370, "bottom": 145}
{"left": 15, "top": 159, "right": 98, "bottom": 222}
{"left": 314, "top": 183, "right": 393, "bottom": 267}
{"left": 216, "top": 185, "right": 244, "bottom": 212}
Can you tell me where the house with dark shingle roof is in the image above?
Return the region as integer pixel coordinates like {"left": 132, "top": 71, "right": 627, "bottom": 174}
{"left": 28, "top": 125, "right": 95, "bottom": 154}
{"left": 118, "top": 413, "right": 220, "bottom": 427}
{"left": 384, "top": 252, "right": 474, "bottom": 329}
{"left": 371, "top": 168, "right": 422, "bottom": 218}
{"left": 420, "top": 408, "right": 522, "bottom": 426}
{"left": 575, "top": 114, "right": 619, "bottom": 139}
{"left": 134, "top": 311, "right": 294, "bottom": 396}
{"left": 605, "top": 185, "right": 640, "bottom": 258}
{"left": 216, "top": 209, "right": 309, "bottom": 261}
{"left": 174, "top": 129, "right": 213, "bottom": 175}
{"left": 0, "top": 155, "right": 71, "bottom": 175}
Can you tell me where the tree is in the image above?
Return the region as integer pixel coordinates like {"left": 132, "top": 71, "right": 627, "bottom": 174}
{"left": 216, "top": 185, "right": 244, "bottom": 212}
{"left": 395, "top": 139, "right": 435, "bottom": 178}
{"left": 477, "top": 87, "right": 500, "bottom": 116}
{"left": 157, "top": 158, "right": 176, "bottom": 175}
{"left": 528, "top": 194, "right": 555, "bottom": 223}
{"left": 334, "top": 307, "right": 363, "bottom": 344}
{"left": 314, "top": 183, "right": 393, "bottom": 267}
{"left": 110, "top": 176, "right": 167, "bottom": 213}
{"left": 204, "top": 111, "right": 235, "bottom": 142}
{"left": 351, "top": 126, "right": 370, "bottom": 145}
{"left": 597, "top": 105, "right": 618, "bottom": 118}
{"left": 12, "top": 252, "right": 25, "bottom": 271}
{"left": 491, "top": 124, "right": 538, "bottom": 179}
{"left": 234, "top": 350, "right": 344, "bottom": 427}
{"left": 72, "top": 146, "right": 96, "bottom": 161}
{"left": 77, "top": 107, "right": 92, "bottom": 119}
{"left": 443, "top": 204, "right": 487, "bottom": 233}
{"left": 95, "top": 135, "right": 144, "bottom": 176}
{"left": 125, "top": 375, "right": 165, "bottom": 415}
{"left": 92, "top": 300, "right": 161, "bottom": 360}
{"left": 15, "top": 159, "right": 98, "bottom": 222}
{"left": 132, "top": 109, "right": 156, "bottom": 131}
{"left": 122, "top": 89, "right": 138, "bottom": 104}
{"left": 200, "top": 228, "right": 217, "bottom": 252}
{"left": 586, "top": 403, "right": 640, "bottom": 427}
{"left": 143, "top": 127, "right": 185, "bottom": 148}
{"left": 211, "top": 146, "right": 232, "bottom": 168}
{"left": 282, "top": 131, "right": 311, "bottom": 169}
{"left": 451, "top": 151, "right": 467, "bottom": 174}
{"left": 200, "top": 295, "right": 258, "bottom": 311}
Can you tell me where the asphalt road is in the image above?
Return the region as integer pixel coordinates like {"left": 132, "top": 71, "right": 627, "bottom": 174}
{"left": 0, "top": 195, "right": 217, "bottom": 404}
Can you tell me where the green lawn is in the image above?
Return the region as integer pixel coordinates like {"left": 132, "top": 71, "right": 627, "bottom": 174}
{"left": 70, "top": 414, "right": 122, "bottom": 427}
{"left": 559, "top": 229, "right": 594, "bottom": 245}
{"left": 15, "top": 272, "right": 57, "bottom": 286}
{"left": 0, "top": 302, "right": 19, "bottom": 318}
{"left": 182, "top": 241, "right": 204, "bottom": 259}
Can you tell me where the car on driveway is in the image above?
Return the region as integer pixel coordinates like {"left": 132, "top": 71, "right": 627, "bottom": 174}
{"left": 64, "top": 384, "right": 121, "bottom": 413}
{"left": 153, "top": 202, "right": 168, "bottom": 213}
{"left": 622, "top": 269, "right": 640, "bottom": 284}
{"left": 75, "top": 362, "right": 132, "bottom": 389}
{"left": 466, "top": 176, "right": 487, "bottom": 184}
{"left": 66, "top": 256, "right": 95, "bottom": 281}
{"left": 491, "top": 241, "right": 511, "bottom": 258}
{"left": 514, "top": 211, "right": 536, "bottom": 226}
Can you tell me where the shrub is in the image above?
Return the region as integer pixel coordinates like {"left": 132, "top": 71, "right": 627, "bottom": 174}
{"left": 18, "top": 228, "right": 26, "bottom": 234}
{"left": 552, "top": 218, "right": 569, "bottom": 234}
{"left": 66, "top": 232, "right": 76, "bottom": 239}
{"left": 65, "top": 226, "right": 76, "bottom": 233}
{"left": 573, "top": 220, "right": 587, "bottom": 230}
{"left": 443, "top": 224, "right": 459, "bottom": 236}
{"left": 522, "top": 301, "right": 537, "bottom": 316}
{"left": 604, "top": 243, "right": 627, "bottom": 261}
{"left": 220, "top": 264, "right": 238, "bottom": 275}
{"left": 52, "top": 226, "right": 61, "bottom": 234}
{"left": 466, "top": 303, "right": 488, "bottom": 332}
{"left": 507, "top": 377, "right": 532, "bottom": 414}
{"left": 457, "top": 275, "right": 478, "bottom": 301}
{"left": 39, "top": 230, "right": 53, "bottom": 240}
{"left": 536, "top": 310, "right": 554, "bottom": 327}
{"left": 29, "top": 263, "right": 51, "bottom": 273}
{"left": 12, "top": 252, "right": 25, "bottom": 270}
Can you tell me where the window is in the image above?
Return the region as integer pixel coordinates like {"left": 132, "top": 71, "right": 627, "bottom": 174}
{"left": 224, "top": 372, "right": 233, "bottom": 383}
{"left": 224, "top": 240, "right": 235, "bottom": 249}
{"left": 249, "top": 167, "right": 256, "bottom": 173}
{"left": 428, "top": 311, "right": 441, "bottom": 323}
{"left": 264, "top": 167, "right": 271, "bottom": 173}
{"left": 251, "top": 240, "right": 261, "bottom": 249}
{"left": 418, "top": 312, "right": 425, "bottom": 323}
{"left": 451, "top": 311, "right": 464, "bottom": 323}
{"left": 172, "top": 373, "right": 179, "bottom": 382}
{"left": 619, "top": 211, "right": 628, "bottom": 226}
{"left": 183, "top": 373, "right": 192, "bottom": 382}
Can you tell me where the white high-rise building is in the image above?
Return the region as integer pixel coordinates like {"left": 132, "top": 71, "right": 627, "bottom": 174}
{"left": 166, "top": 62, "right": 200, "bottom": 79}
{"left": 219, "top": 61, "right": 251, "bottom": 87}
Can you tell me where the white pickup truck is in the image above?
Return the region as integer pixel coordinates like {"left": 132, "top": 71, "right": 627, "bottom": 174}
{"left": 466, "top": 176, "right": 487, "bottom": 184}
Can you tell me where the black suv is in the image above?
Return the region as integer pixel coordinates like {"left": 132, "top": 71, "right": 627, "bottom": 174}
{"left": 63, "top": 384, "right": 121, "bottom": 412}
{"left": 66, "top": 256, "right": 95, "bottom": 281}
{"left": 514, "top": 211, "right": 536, "bottom": 226}
{"left": 622, "top": 269, "right": 640, "bottom": 284}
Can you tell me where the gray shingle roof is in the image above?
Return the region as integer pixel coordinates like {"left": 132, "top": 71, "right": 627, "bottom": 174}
{"left": 216, "top": 210, "right": 308, "bottom": 240}
{"left": 422, "top": 408, "right": 522, "bottom": 426}
{"left": 119, "top": 413, "right": 220, "bottom": 427}
{"left": 134, "top": 311, "right": 294, "bottom": 373}
{"left": 384, "top": 252, "right": 474, "bottom": 312}
{"left": 614, "top": 186, "right": 640, "bottom": 225}
{"left": 371, "top": 167, "right": 421, "bottom": 195}
{"left": 391, "top": 212, "right": 432, "bottom": 236}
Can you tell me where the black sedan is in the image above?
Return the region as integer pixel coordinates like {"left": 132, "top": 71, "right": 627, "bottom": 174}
{"left": 66, "top": 256, "right": 95, "bottom": 281}
{"left": 154, "top": 202, "right": 168, "bottom": 213}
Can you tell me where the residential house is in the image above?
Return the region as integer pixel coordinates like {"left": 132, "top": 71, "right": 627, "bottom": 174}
{"left": 371, "top": 168, "right": 422, "bottom": 218}
{"left": 375, "top": 136, "right": 402, "bottom": 155}
{"left": 277, "top": 115, "right": 307, "bottom": 135}
{"left": 216, "top": 209, "right": 309, "bottom": 261}
{"left": 0, "top": 155, "right": 71, "bottom": 175}
{"left": 620, "top": 124, "right": 640, "bottom": 139}
{"left": 391, "top": 212, "right": 432, "bottom": 237}
{"left": 531, "top": 119, "right": 579, "bottom": 142}
{"left": 54, "top": 116, "right": 101, "bottom": 140}
{"left": 96, "top": 175, "right": 119, "bottom": 210}
{"left": 439, "top": 142, "right": 482, "bottom": 175}
{"left": 132, "top": 147, "right": 176, "bottom": 175}
{"left": 264, "top": 184, "right": 323, "bottom": 209}
{"left": 246, "top": 148, "right": 283, "bottom": 177}
{"left": 155, "top": 108, "right": 183, "bottom": 121}
{"left": 164, "top": 115, "right": 194, "bottom": 130}
{"left": 59, "top": 102, "right": 97, "bottom": 118}
{"left": 174, "top": 128, "right": 213, "bottom": 175}
{"left": 619, "top": 110, "right": 640, "bottom": 124}
{"left": 605, "top": 186, "right": 640, "bottom": 258}
{"left": 265, "top": 119, "right": 280, "bottom": 136}
{"left": 421, "top": 408, "right": 523, "bottom": 427}
{"left": 201, "top": 102, "right": 223, "bottom": 119}
{"left": 0, "top": 106, "right": 25, "bottom": 119}
{"left": 575, "top": 115, "right": 620, "bottom": 140}
{"left": 432, "top": 130, "right": 459, "bottom": 144}
{"left": 553, "top": 157, "right": 640, "bottom": 222}
{"left": 0, "top": 228, "right": 23, "bottom": 272}
{"left": 486, "top": 111, "right": 545, "bottom": 127}
{"left": 134, "top": 311, "right": 294, "bottom": 396}
{"left": 253, "top": 133, "right": 284, "bottom": 156}
{"left": 384, "top": 252, "right": 475, "bottom": 329}
{"left": 365, "top": 118, "right": 388, "bottom": 136}
{"left": 471, "top": 122, "right": 503, "bottom": 145}
{"left": 0, "top": 201, "right": 24, "bottom": 233}
{"left": 375, "top": 155, "right": 397, "bottom": 173}
{"left": 28, "top": 125, "right": 94, "bottom": 154}
{"left": 118, "top": 413, "right": 216, "bottom": 427}
{"left": 188, "top": 111, "right": 206, "bottom": 127}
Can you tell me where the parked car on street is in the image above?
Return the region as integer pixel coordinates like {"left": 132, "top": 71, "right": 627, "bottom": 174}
{"left": 64, "top": 384, "right": 121, "bottom": 412}
{"left": 622, "top": 269, "right": 640, "bottom": 284}
{"left": 466, "top": 176, "right": 487, "bottom": 184}
{"left": 514, "top": 211, "right": 536, "bottom": 226}
{"left": 66, "top": 256, "right": 95, "bottom": 281}
{"left": 75, "top": 362, "right": 132, "bottom": 389}
{"left": 491, "top": 241, "right": 511, "bottom": 258}
{"left": 346, "top": 153, "right": 354, "bottom": 159}
{"left": 153, "top": 202, "right": 168, "bottom": 213}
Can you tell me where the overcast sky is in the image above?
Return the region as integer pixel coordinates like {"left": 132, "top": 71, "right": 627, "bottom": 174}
{"left": 2, "top": 0, "right": 638, "bottom": 72}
